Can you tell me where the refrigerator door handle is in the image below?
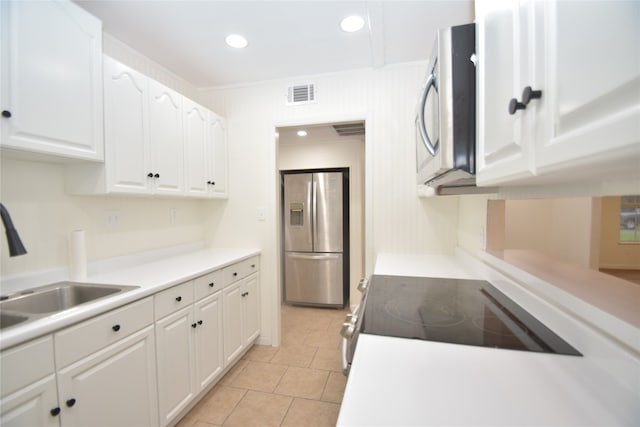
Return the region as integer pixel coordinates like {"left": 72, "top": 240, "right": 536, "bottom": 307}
{"left": 287, "top": 253, "right": 341, "bottom": 261}
{"left": 312, "top": 178, "right": 318, "bottom": 249}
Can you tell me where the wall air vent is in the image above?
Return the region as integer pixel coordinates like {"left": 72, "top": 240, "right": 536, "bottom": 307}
{"left": 332, "top": 122, "right": 365, "bottom": 136}
{"left": 286, "top": 83, "right": 316, "bottom": 106}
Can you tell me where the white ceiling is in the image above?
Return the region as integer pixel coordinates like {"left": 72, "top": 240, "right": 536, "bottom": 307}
{"left": 75, "top": 1, "right": 474, "bottom": 88}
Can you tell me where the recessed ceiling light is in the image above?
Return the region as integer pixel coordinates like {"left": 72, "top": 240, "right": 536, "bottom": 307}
{"left": 297, "top": 130, "right": 307, "bottom": 137}
{"left": 225, "top": 34, "right": 248, "bottom": 49}
{"left": 340, "top": 15, "right": 365, "bottom": 33}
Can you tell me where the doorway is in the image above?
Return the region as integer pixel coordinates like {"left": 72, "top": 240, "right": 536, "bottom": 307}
{"left": 276, "top": 121, "right": 366, "bottom": 311}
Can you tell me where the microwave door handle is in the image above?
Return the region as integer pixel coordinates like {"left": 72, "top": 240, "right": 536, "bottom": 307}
{"left": 418, "top": 72, "right": 438, "bottom": 157}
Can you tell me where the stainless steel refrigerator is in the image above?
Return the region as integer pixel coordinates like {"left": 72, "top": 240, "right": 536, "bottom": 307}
{"left": 283, "top": 171, "right": 346, "bottom": 307}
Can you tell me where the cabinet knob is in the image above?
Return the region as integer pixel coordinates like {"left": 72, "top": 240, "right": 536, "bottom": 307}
{"left": 197, "top": 320, "right": 203, "bottom": 325}
{"left": 251, "top": 264, "right": 255, "bottom": 268}
{"left": 154, "top": 173, "right": 160, "bottom": 178}
{"left": 66, "top": 398, "right": 76, "bottom": 407}
{"left": 207, "top": 181, "right": 212, "bottom": 185}
{"left": 210, "top": 181, "right": 216, "bottom": 186}
{"left": 522, "top": 86, "right": 542, "bottom": 105}
{"left": 1, "top": 110, "right": 11, "bottom": 118}
{"left": 508, "top": 98, "right": 526, "bottom": 115}
{"left": 50, "top": 407, "right": 61, "bottom": 417}
{"left": 147, "top": 172, "right": 154, "bottom": 178}
{"left": 191, "top": 323, "right": 197, "bottom": 328}
{"left": 233, "top": 272, "right": 238, "bottom": 277}
{"left": 112, "top": 324, "right": 121, "bottom": 332}
{"left": 175, "top": 296, "right": 182, "bottom": 302}
{"left": 209, "top": 282, "right": 215, "bottom": 287}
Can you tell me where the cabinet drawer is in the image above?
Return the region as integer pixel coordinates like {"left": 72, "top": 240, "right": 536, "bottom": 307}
{"left": 155, "top": 281, "right": 194, "bottom": 320}
{"left": 0, "top": 335, "right": 55, "bottom": 398}
{"left": 194, "top": 269, "right": 226, "bottom": 301}
{"left": 55, "top": 297, "right": 154, "bottom": 368}
{"left": 223, "top": 257, "right": 260, "bottom": 285}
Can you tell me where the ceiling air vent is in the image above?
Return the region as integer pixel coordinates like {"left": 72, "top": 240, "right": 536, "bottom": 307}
{"left": 286, "top": 83, "right": 316, "bottom": 106}
{"left": 333, "top": 122, "right": 365, "bottom": 136}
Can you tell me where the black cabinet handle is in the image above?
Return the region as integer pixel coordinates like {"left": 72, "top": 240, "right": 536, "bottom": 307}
{"left": 509, "top": 86, "right": 543, "bottom": 115}
{"left": 242, "top": 291, "right": 249, "bottom": 297}
{"left": 508, "top": 98, "right": 525, "bottom": 115}
{"left": 147, "top": 172, "right": 154, "bottom": 178}
{"left": 210, "top": 181, "right": 215, "bottom": 186}
{"left": 175, "top": 296, "right": 182, "bottom": 302}
{"left": 154, "top": 173, "right": 160, "bottom": 178}
{"left": 112, "top": 324, "right": 121, "bottom": 332}
{"left": 207, "top": 180, "right": 212, "bottom": 185}
{"left": 66, "top": 398, "right": 76, "bottom": 407}
{"left": 50, "top": 407, "right": 61, "bottom": 417}
{"left": 233, "top": 272, "right": 238, "bottom": 277}
{"left": 209, "top": 282, "right": 215, "bottom": 287}
{"left": 251, "top": 264, "right": 255, "bottom": 268}
{"left": 191, "top": 323, "right": 197, "bottom": 328}
{"left": 522, "top": 86, "right": 542, "bottom": 105}
{"left": 2, "top": 110, "right": 11, "bottom": 118}
{"left": 197, "top": 320, "right": 203, "bottom": 325}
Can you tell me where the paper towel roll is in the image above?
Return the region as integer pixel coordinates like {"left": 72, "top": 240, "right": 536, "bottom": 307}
{"left": 70, "top": 230, "right": 87, "bottom": 281}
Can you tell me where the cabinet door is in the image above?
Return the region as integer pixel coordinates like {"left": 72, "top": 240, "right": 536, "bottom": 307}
{"left": 242, "top": 273, "right": 261, "bottom": 346}
{"left": 155, "top": 306, "right": 195, "bottom": 426}
{"left": 149, "top": 79, "right": 184, "bottom": 195}
{"left": 0, "top": 376, "right": 59, "bottom": 427}
{"left": 0, "top": 0, "right": 103, "bottom": 161}
{"left": 183, "top": 98, "right": 209, "bottom": 197}
{"left": 535, "top": 0, "right": 640, "bottom": 179}
{"left": 222, "top": 281, "right": 244, "bottom": 365}
{"left": 475, "top": 0, "right": 537, "bottom": 186}
{"left": 103, "top": 56, "right": 151, "bottom": 194}
{"left": 208, "top": 113, "right": 228, "bottom": 198}
{"left": 56, "top": 326, "right": 158, "bottom": 427}
{"left": 194, "top": 292, "right": 224, "bottom": 391}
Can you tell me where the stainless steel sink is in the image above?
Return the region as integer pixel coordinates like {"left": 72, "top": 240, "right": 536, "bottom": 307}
{"left": 0, "top": 312, "right": 29, "bottom": 329}
{"left": 0, "top": 282, "right": 139, "bottom": 330}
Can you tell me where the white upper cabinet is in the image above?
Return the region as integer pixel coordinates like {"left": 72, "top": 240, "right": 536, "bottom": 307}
{"left": 103, "top": 56, "right": 151, "bottom": 194}
{"left": 476, "top": 0, "right": 537, "bottom": 185}
{"left": 184, "top": 98, "right": 210, "bottom": 197}
{"left": 208, "top": 113, "right": 229, "bottom": 198}
{"left": 149, "top": 80, "right": 184, "bottom": 195}
{"left": 476, "top": 0, "right": 640, "bottom": 187}
{"left": 535, "top": 0, "right": 640, "bottom": 180}
{"left": 67, "top": 56, "right": 230, "bottom": 198}
{"left": 0, "top": 0, "right": 104, "bottom": 161}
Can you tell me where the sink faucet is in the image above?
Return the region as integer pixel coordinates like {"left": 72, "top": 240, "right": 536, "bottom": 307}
{"left": 0, "top": 203, "right": 27, "bottom": 257}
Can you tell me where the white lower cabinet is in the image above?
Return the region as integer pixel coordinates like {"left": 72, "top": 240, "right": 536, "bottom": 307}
{"left": 223, "top": 270, "right": 261, "bottom": 366}
{"left": 0, "top": 298, "right": 158, "bottom": 427}
{"left": 0, "top": 254, "right": 259, "bottom": 427}
{"left": 56, "top": 326, "right": 158, "bottom": 427}
{"left": 154, "top": 280, "right": 225, "bottom": 426}
{"left": 0, "top": 336, "right": 59, "bottom": 427}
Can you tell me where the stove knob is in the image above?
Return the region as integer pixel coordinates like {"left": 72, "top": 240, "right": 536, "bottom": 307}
{"left": 340, "top": 322, "right": 356, "bottom": 339}
{"left": 357, "top": 278, "right": 369, "bottom": 293}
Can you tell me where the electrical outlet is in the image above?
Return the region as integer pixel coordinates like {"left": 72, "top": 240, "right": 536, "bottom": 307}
{"left": 104, "top": 210, "right": 120, "bottom": 229}
{"left": 170, "top": 208, "right": 177, "bottom": 224}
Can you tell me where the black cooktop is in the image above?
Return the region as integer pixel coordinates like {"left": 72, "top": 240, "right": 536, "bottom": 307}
{"left": 362, "top": 275, "right": 581, "bottom": 356}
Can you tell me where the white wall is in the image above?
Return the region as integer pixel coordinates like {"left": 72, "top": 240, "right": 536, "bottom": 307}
{"left": 201, "top": 63, "right": 461, "bottom": 344}
{"left": 279, "top": 137, "right": 365, "bottom": 306}
{"left": 0, "top": 34, "right": 211, "bottom": 281}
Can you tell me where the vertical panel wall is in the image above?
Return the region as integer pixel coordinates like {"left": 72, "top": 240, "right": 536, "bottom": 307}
{"left": 201, "top": 63, "right": 462, "bottom": 342}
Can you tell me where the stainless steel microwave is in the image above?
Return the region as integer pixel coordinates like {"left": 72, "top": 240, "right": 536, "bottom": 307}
{"left": 416, "top": 23, "right": 476, "bottom": 189}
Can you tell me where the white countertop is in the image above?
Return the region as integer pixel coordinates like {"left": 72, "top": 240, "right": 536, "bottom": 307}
{"left": 337, "top": 251, "right": 640, "bottom": 426}
{"left": 0, "top": 247, "right": 260, "bottom": 349}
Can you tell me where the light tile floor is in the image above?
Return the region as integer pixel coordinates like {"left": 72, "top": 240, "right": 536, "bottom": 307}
{"left": 176, "top": 304, "right": 349, "bottom": 427}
